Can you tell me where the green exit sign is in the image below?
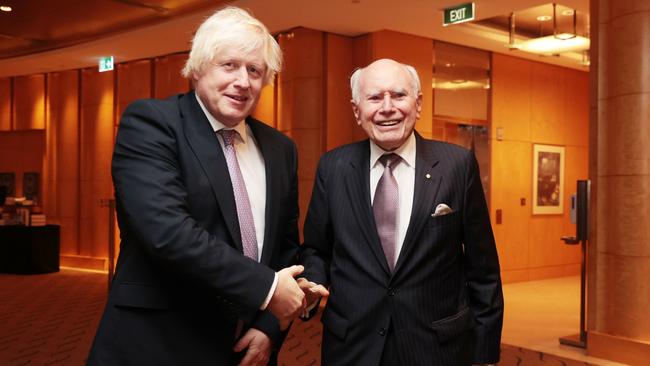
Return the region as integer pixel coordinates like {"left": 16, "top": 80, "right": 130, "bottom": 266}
{"left": 98, "top": 56, "right": 114, "bottom": 72}
{"left": 443, "top": 3, "right": 475, "bottom": 26}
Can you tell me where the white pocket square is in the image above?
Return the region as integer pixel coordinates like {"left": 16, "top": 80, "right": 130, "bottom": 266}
{"left": 432, "top": 203, "right": 453, "bottom": 217}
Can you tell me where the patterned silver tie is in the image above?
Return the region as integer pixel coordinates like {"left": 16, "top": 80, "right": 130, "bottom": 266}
{"left": 218, "top": 129, "right": 259, "bottom": 261}
{"left": 373, "top": 153, "right": 401, "bottom": 271}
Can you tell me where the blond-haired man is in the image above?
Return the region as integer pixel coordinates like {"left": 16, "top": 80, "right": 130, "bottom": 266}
{"left": 89, "top": 7, "right": 306, "bottom": 366}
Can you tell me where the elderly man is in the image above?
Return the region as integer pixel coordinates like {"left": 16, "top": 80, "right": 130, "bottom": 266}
{"left": 88, "top": 7, "right": 306, "bottom": 366}
{"left": 300, "top": 59, "right": 504, "bottom": 365}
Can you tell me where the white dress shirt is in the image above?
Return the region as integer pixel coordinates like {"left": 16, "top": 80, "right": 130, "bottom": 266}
{"left": 196, "top": 95, "right": 276, "bottom": 310}
{"left": 369, "top": 133, "right": 416, "bottom": 267}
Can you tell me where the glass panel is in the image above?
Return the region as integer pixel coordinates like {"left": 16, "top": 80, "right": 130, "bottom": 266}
{"left": 433, "top": 41, "right": 491, "bottom": 206}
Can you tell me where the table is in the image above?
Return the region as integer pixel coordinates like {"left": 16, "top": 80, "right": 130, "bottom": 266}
{"left": 0, "top": 225, "right": 60, "bottom": 274}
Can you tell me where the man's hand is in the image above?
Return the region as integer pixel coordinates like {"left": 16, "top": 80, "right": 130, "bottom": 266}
{"left": 267, "top": 265, "right": 306, "bottom": 330}
{"left": 297, "top": 278, "right": 329, "bottom": 311}
{"left": 233, "top": 328, "right": 271, "bottom": 366}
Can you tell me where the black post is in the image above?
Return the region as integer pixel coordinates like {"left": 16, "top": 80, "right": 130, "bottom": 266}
{"left": 559, "top": 180, "right": 589, "bottom": 348}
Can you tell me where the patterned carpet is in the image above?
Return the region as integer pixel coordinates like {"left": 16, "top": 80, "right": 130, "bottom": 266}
{"left": 0, "top": 269, "right": 602, "bottom": 366}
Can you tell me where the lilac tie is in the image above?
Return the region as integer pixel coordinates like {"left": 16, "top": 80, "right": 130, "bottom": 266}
{"left": 373, "top": 154, "right": 401, "bottom": 271}
{"left": 218, "top": 129, "right": 259, "bottom": 261}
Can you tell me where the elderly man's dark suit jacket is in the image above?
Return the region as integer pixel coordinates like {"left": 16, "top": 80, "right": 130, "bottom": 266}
{"left": 88, "top": 91, "right": 299, "bottom": 365}
{"left": 300, "top": 134, "right": 503, "bottom": 366}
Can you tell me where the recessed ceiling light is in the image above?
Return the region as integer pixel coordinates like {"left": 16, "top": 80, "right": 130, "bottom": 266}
{"left": 536, "top": 15, "right": 552, "bottom": 21}
{"left": 0, "top": 5, "right": 12, "bottom": 12}
{"left": 562, "top": 9, "right": 575, "bottom": 16}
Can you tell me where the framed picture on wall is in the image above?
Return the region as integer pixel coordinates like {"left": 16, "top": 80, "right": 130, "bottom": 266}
{"left": 23, "top": 172, "right": 39, "bottom": 202}
{"left": 532, "top": 144, "right": 565, "bottom": 215}
{"left": 0, "top": 172, "right": 16, "bottom": 197}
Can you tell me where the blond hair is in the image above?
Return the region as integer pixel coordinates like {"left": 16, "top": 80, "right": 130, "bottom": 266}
{"left": 182, "top": 7, "right": 281, "bottom": 85}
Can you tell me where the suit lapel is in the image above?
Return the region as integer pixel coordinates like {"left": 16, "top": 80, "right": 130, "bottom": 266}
{"left": 393, "top": 134, "right": 442, "bottom": 274}
{"left": 180, "top": 91, "right": 243, "bottom": 252}
{"left": 344, "top": 141, "right": 391, "bottom": 276}
{"left": 248, "top": 119, "right": 278, "bottom": 265}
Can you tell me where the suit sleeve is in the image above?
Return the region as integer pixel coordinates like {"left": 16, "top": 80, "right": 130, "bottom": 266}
{"left": 250, "top": 140, "right": 301, "bottom": 347}
{"left": 461, "top": 151, "right": 504, "bottom": 364}
{"left": 112, "top": 100, "right": 275, "bottom": 321}
{"left": 300, "top": 155, "right": 333, "bottom": 288}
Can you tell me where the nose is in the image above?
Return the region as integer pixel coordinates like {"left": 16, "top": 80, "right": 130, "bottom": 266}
{"left": 233, "top": 66, "right": 250, "bottom": 89}
{"left": 380, "top": 93, "right": 395, "bottom": 113}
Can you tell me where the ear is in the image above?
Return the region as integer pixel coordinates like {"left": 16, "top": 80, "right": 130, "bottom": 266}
{"left": 191, "top": 69, "right": 201, "bottom": 83}
{"left": 351, "top": 99, "right": 361, "bottom": 126}
{"left": 415, "top": 92, "right": 423, "bottom": 120}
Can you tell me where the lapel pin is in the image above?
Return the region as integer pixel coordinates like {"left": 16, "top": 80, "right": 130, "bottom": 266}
{"left": 425, "top": 173, "right": 431, "bottom": 179}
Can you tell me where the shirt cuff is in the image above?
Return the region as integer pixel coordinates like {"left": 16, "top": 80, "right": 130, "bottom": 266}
{"left": 260, "top": 272, "right": 278, "bottom": 310}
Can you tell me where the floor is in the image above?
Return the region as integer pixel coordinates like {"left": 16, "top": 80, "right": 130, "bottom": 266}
{"left": 0, "top": 269, "right": 632, "bottom": 365}
{"left": 501, "top": 276, "right": 628, "bottom": 366}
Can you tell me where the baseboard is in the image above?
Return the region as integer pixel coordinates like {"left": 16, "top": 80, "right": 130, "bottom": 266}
{"left": 60, "top": 254, "right": 107, "bottom": 271}
{"left": 501, "top": 263, "right": 581, "bottom": 284}
{"left": 588, "top": 330, "right": 650, "bottom": 365}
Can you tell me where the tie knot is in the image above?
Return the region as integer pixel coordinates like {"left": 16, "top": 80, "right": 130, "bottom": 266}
{"left": 379, "top": 153, "right": 401, "bottom": 169}
{"left": 218, "top": 129, "right": 239, "bottom": 146}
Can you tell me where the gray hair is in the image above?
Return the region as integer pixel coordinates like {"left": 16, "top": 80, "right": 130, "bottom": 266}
{"left": 181, "top": 6, "right": 282, "bottom": 85}
{"left": 350, "top": 61, "right": 421, "bottom": 103}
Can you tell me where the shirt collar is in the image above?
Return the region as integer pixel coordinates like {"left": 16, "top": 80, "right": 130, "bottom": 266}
{"left": 195, "top": 93, "right": 248, "bottom": 143}
{"left": 369, "top": 132, "right": 416, "bottom": 169}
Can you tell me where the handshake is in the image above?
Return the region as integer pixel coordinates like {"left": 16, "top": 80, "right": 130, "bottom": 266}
{"left": 267, "top": 265, "right": 329, "bottom": 330}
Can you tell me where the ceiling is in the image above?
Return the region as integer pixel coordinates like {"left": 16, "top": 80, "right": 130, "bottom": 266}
{"left": 0, "top": 0, "right": 227, "bottom": 59}
{"left": 0, "top": 0, "right": 590, "bottom": 78}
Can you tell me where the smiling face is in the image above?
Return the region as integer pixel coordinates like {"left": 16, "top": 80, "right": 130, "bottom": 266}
{"left": 351, "top": 59, "right": 422, "bottom": 151}
{"left": 193, "top": 46, "right": 267, "bottom": 127}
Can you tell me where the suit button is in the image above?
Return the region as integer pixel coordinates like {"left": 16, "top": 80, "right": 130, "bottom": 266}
{"left": 388, "top": 287, "right": 395, "bottom": 296}
{"left": 378, "top": 327, "right": 386, "bottom": 336}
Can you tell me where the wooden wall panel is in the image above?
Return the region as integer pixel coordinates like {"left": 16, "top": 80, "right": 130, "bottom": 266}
{"left": 530, "top": 62, "right": 565, "bottom": 145}
{"left": 278, "top": 27, "right": 325, "bottom": 235}
{"left": 45, "top": 70, "right": 80, "bottom": 256}
{"left": 370, "top": 30, "right": 433, "bottom": 139}
{"left": 154, "top": 53, "right": 190, "bottom": 99}
{"left": 251, "top": 84, "right": 275, "bottom": 127}
{"left": 117, "top": 60, "right": 152, "bottom": 121}
{"left": 491, "top": 140, "right": 531, "bottom": 274}
{"left": 491, "top": 53, "right": 589, "bottom": 283}
{"left": 0, "top": 78, "right": 10, "bottom": 131}
{"left": 13, "top": 74, "right": 45, "bottom": 130}
{"left": 79, "top": 68, "right": 114, "bottom": 259}
{"left": 491, "top": 54, "right": 531, "bottom": 142}
{"left": 325, "top": 34, "right": 360, "bottom": 151}
{"left": 563, "top": 69, "right": 589, "bottom": 147}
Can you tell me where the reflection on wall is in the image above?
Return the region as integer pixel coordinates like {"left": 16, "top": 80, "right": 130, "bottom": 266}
{"left": 445, "top": 124, "right": 490, "bottom": 203}
{"left": 433, "top": 41, "right": 491, "bottom": 205}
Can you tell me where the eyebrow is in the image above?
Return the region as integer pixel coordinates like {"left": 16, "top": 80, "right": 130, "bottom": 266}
{"left": 365, "top": 88, "right": 409, "bottom": 97}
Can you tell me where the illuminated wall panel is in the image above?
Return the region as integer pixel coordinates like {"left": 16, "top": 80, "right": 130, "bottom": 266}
{"left": 154, "top": 53, "right": 190, "bottom": 100}
{"left": 45, "top": 70, "right": 80, "bottom": 256}
{"left": 0, "top": 78, "right": 10, "bottom": 131}
{"left": 13, "top": 74, "right": 45, "bottom": 130}
{"left": 79, "top": 68, "right": 114, "bottom": 259}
